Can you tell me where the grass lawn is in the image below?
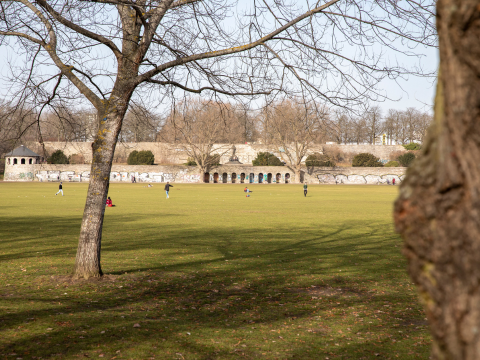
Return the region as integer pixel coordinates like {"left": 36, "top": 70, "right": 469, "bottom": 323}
{"left": 0, "top": 182, "right": 430, "bottom": 359}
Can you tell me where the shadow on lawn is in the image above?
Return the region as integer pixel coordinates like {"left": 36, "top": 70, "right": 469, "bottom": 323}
{"left": 0, "top": 215, "right": 425, "bottom": 359}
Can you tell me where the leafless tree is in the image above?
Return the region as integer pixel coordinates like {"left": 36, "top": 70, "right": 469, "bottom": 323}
{"left": 384, "top": 108, "right": 433, "bottom": 145}
{"left": 119, "top": 103, "right": 161, "bottom": 142}
{"left": 229, "top": 103, "right": 259, "bottom": 144}
{"left": 38, "top": 108, "right": 97, "bottom": 142}
{"left": 0, "top": 0, "right": 436, "bottom": 278}
{"left": 266, "top": 99, "right": 327, "bottom": 182}
{"left": 415, "top": 111, "right": 433, "bottom": 143}
{"left": 0, "top": 100, "right": 38, "bottom": 154}
{"left": 365, "top": 106, "right": 383, "bottom": 144}
{"left": 327, "top": 110, "right": 353, "bottom": 144}
{"left": 350, "top": 115, "right": 368, "bottom": 144}
{"left": 159, "top": 98, "right": 234, "bottom": 176}
{"left": 395, "top": 0, "right": 480, "bottom": 358}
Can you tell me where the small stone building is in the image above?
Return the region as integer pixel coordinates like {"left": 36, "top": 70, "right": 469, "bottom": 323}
{"left": 4, "top": 145, "right": 42, "bottom": 181}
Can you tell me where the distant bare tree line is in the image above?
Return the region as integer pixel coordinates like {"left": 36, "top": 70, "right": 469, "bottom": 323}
{"left": 1, "top": 98, "right": 432, "bottom": 157}
{"left": 327, "top": 106, "right": 433, "bottom": 145}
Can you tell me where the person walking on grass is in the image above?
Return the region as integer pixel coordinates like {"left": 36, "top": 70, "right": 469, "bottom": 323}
{"left": 303, "top": 182, "right": 308, "bottom": 197}
{"left": 164, "top": 182, "right": 173, "bottom": 199}
{"left": 56, "top": 182, "right": 64, "bottom": 196}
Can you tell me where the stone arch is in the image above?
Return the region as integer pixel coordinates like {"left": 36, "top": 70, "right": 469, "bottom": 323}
{"left": 232, "top": 172, "right": 237, "bottom": 183}
{"left": 285, "top": 173, "right": 290, "bottom": 183}
{"left": 276, "top": 173, "right": 281, "bottom": 183}
{"left": 213, "top": 172, "right": 219, "bottom": 183}
{"left": 222, "top": 172, "right": 227, "bottom": 183}
{"left": 240, "top": 173, "right": 245, "bottom": 183}
{"left": 258, "top": 173, "right": 263, "bottom": 183}
{"left": 21, "top": 158, "right": 26, "bottom": 164}
{"left": 267, "top": 173, "right": 272, "bottom": 183}
{"left": 204, "top": 172, "right": 210, "bottom": 183}
{"left": 29, "top": 158, "right": 33, "bottom": 164}
{"left": 249, "top": 173, "right": 254, "bottom": 183}
{"left": 13, "top": 158, "right": 17, "bottom": 165}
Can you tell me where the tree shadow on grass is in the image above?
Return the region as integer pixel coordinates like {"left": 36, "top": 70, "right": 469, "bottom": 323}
{"left": 0, "top": 218, "right": 428, "bottom": 359}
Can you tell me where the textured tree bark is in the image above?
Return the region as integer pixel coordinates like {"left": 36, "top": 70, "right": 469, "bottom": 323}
{"left": 294, "top": 168, "right": 301, "bottom": 184}
{"left": 73, "top": 98, "right": 131, "bottom": 279}
{"left": 394, "top": 0, "right": 480, "bottom": 358}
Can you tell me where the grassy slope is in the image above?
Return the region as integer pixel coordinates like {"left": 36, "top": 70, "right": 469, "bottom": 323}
{"left": 0, "top": 183, "right": 430, "bottom": 359}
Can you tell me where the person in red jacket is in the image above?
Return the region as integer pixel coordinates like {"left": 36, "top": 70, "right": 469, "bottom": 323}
{"left": 106, "top": 197, "right": 114, "bottom": 207}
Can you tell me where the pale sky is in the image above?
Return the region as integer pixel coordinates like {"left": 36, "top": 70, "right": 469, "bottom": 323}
{"left": 0, "top": 0, "right": 438, "bottom": 116}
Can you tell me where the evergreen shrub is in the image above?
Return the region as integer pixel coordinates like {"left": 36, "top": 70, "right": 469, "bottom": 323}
{"left": 403, "top": 143, "right": 422, "bottom": 151}
{"left": 252, "top": 152, "right": 284, "bottom": 166}
{"left": 397, "top": 152, "right": 416, "bottom": 167}
{"left": 48, "top": 150, "right": 69, "bottom": 164}
{"left": 128, "top": 150, "right": 155, "bottom": 165}
{"left": 127, "top": 150, "right": 138, "bottom": 165}
{"left": 352, "top": 153, "right": 383, "bottom": 167}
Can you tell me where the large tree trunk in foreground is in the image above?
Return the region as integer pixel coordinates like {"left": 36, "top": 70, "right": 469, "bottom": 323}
{"left": 73, "top": 103, "right": 129, "bottom": 279}
{"left": 394, "top": 0, "right": 480, "bottom": 358}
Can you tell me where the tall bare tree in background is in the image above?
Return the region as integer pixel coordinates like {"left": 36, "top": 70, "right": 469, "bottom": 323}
{"left": 395, "top": 0, "right": 480, "bottom": 358}
{"left": 266, "top": 99, "right": 327, "bottom": 182}
{"left": 383, "top": 108, "right": 433, "bottom": 145}
{"left": 327, "top": 110, "right": 352, "bottom": 144}
{"left": 0, "top": 0, "right": 436, "bottom": 278}
{"left": 0, "top": 101, "right": 38, "bottom": 159}
{"left": 365, "top": 106, "right": 383, "bottom": 145}
{"left": 119, "top": 103, "right": 161, "bottom": 142}
{"left": 158, "top": 99, "right": 234, "bottom": 176}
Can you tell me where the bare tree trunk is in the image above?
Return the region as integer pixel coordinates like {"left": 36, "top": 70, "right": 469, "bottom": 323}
{"left": 394, "top": 0, "right": 480, "bottom": 358}
{"left": 198, "top": 165, "right": 208, "bottom": 183}
{"left": 294, "top": 166, "right": 301, "bottom": 184}
{"left": 74, "top": 105, "right": 127, "bottom": 279}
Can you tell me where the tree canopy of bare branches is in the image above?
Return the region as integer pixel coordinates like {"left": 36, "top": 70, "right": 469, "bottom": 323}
{"left": 158, "top": 98, "right": 236, "bottom": 174}
{"left": 263, "top": 99, "right": 327, "bottom": 182}
{"left": 0, "top": 0, "right": 436, "bottom": 278}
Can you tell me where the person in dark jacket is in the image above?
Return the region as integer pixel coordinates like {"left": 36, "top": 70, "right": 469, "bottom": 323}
{"left": 164, "top": 182, "right": 173, "bottom": 199}
{"left": 303, "top": 182, "right": 308, "bottom": 197}
{"left": 55, "top": 182, "right": 64, "bottom": 196}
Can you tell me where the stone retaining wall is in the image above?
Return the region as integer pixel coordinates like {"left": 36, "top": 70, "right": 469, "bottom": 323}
{"left": 4, "top": 162, "right": 406, "bottom": 184}
{"left": 306, "top": 166, "right": 405, "bottom": 184}
{"left": 23, "top": 141, "right": 405, "bottom": 165}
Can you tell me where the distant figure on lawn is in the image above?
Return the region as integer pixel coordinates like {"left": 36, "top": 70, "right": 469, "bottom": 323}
{"left": 303, "top": 182, "right": 308, "bottom": 197}
{"left": 245, "top": 187, "right": 252, "bottom": 197}
{"left": 55, "top": 182, "right": 64, "bottom": 196}
{"left": 164, "top": 182, "right": 173, "bottom": 199}
{"left": 392, "top": 178, "right": 396, "bottom": 185}
{"left": 244, "top": 186, "right": 248, "bottom": 192}
{"left": 106, "top": 197, "right": 115, "bottom": 207}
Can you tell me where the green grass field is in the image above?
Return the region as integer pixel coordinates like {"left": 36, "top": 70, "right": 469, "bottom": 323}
{"left": 0, "top": 182, "right": 430, "bottom": 359}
